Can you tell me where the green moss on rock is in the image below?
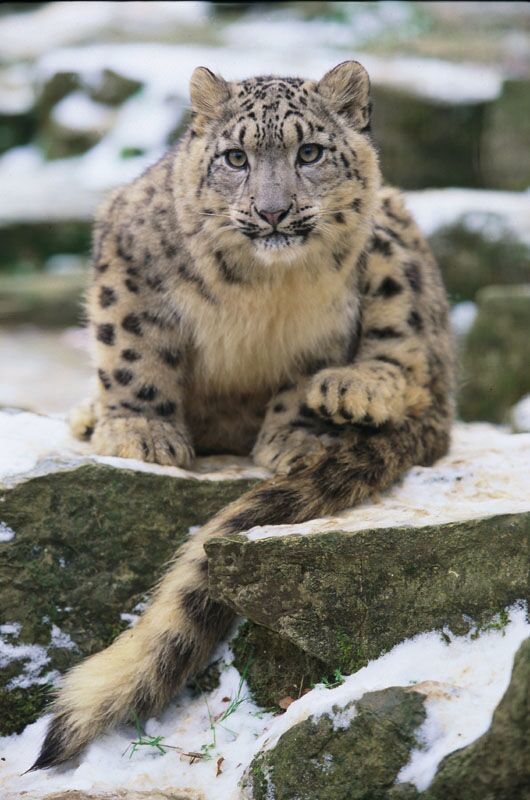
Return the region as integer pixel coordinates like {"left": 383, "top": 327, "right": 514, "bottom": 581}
{"left": 242, "top": 687, "right": 426, "bottom": 800}
{"left": 0, "top": 221, "right": 91, "bottom": 275}
{"left": 428, "top": 215, "right": 530, "bottom": 303}
{"left": 458, "top": 285, "right": 530, "bottom": 422}
{"left": 207, "top": 513, "right": 530, "bottom": 669}
{"left": 0, "top": 463, "right": 256, "bottom": 735}
{"left": 372, "top": 86, "right": 485, "bottom": 189}
{"left": 231, "top": 621, "right": 330, "bottom": 709}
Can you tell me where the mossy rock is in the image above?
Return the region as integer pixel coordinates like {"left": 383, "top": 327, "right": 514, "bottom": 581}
{"left": 37, "top": 71, "right": 80, "bottom": 121}
{"left": 0, "top": 220, "right": 91, "bottom": 274}
{"left": 40, "top": 117, "right": 106, "bottom": 160}
{"left": 207, "top": 513, "right": 529, "bottom": 678}
{"left": 0, "top": 109, "right": 36, "bottom": 155}
{"left": 231, "top": 621, "right": 330, "bottom": 709}
{"left": 88, "top": 69, "right": 143, "bottom": 107}
{"left": 458, "top": 285, "right": 530, "bottom": 422}
{"left": 242, "top": 636, "right": 530, "bottom": 799}
{"left": 0, "top": 462, "right": 256, "bottom": 735}
{"left": 242, "top": 686, "right": 426, "bottom": 800}
{"left": 372, "top": 86, "right": 486, "bottom": 189}
{"left": 482, "top": 79, "right": 530, "bottom": 191}
{"left": 0, "top": 271, "right": 87, "bottom": 326}
{"left": 428, "top": 214, "right": 530, "bottom": 303}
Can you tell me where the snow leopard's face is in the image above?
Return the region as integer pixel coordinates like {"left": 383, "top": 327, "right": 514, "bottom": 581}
{"left": 185, "top": 62, "right": 380, "bottom": 265}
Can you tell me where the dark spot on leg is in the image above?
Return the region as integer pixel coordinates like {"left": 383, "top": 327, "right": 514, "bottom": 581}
{"left": 408, "top": 310, "right": 424, "bottom": 331}
{"left": 334, "top": 212, "right": 345, "bottom": 224}
{"left": 98, "top": 368, "right": 112, "bottom": 390}
{"left": 96, "top": 323, "right": 115, "bottom": 345}
{"left": 365, "top": 327, "right": 403, "bottom": 340}
{"left": 113, "top": 368, "right": 134, "bottom": 386}
{"left": 124, "top": 278, "right": 140, "bottom": 293}
{"left": 99, "top": 286, "right": 117, "bottom": 308}
{"left": 404, "top": 262, "right": 422, "bottom": 293}
{"left": 375, "top": 277, "right": 403, "bottom": 298}
{"left": 121, "top": 348, "right": 141, "bottom": 362}
{"left": 160, "top": 348, "right": 181, "bottom": 367}
{"left": 136, "top": 384, "right": 158, "bottom": 401}
{"left": 273, "top": 402, "right": 286, "bottom": 413}
{"left": 155, "top": 400, "right": 176, "bottom": 417}
{"left": 122, "top": 314, "right": 143, "bottom": 336}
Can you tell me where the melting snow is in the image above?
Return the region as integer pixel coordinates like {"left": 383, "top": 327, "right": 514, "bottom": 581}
{"left": 0, "top": 606, "right": 528, "bottom": 799}
{"left": 245, "top": 422, "right": 530, "bottom": 541}
{"left": 0, "top": 522, "right": 16, "bottom": 543}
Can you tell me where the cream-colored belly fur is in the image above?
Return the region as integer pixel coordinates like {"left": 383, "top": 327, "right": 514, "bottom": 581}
{"left": 186, "top": 266, "right": 356, "bottom": 395}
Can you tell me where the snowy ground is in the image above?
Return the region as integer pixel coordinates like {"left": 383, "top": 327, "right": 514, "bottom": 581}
{"left": 0, "top": 606, "right": 528, "bottom": 800}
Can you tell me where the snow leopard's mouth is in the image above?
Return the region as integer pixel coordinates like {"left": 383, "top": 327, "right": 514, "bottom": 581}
{"left": 254, "top": 232, "right": 302, "bottom": 251}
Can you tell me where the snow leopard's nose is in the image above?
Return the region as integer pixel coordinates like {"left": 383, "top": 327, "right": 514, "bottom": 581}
{"left": 256, "top": 207, "right": 290, "bottom": 227}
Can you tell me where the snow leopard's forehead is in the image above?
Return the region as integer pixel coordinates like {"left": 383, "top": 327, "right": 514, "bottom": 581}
{"left": 220, "top": 75, "right": 334, "bottom": 150}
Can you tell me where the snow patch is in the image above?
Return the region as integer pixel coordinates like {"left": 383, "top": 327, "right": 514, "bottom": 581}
{"left": 52, "top": 91, "right": 115, "bottom": 132}
{"left": 245, "top": 423, "right": 530, "bottom": 541}
{"left": 404, "top": 189, "right": 530, "bottom": 242}
{"left": 450, "top": 301, "right": 478, "bottom": 338}
{"left": 1, "top": 607, "right": 528, "bottom": 798}
{"left": 0, "top": 410, "right": 269, "bottom": 488}
{"left": 0, "top": 522, "right": 16, "bottom": 542}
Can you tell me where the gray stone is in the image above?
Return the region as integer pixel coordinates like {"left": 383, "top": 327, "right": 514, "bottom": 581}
{"left": 458, "top": 285, "right": 530, "bottom": 422}
{"left": 241, "top": 686, "right": 426, "bottom": 800}
{"left": 0, "top": 461, "right": 256, "bottom": 735}
{"left": 208, "top": 513, "right": 529, "bottom": 706}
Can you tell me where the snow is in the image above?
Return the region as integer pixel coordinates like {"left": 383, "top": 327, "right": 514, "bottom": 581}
{"left": 1, "top": 606, "right": 528, "bottom": 799}
{"left": 52, "top": 91, "right": 115, "bottom": 132}
{"left": 405, "top": 188, "right": 530, "bottom": 242}
{"left": 245, "top": 423, "right": 530, "bottom": 541}
{"left": 450, "top": 301, "right": 478, "bottom": 338}
{"left": 0, "top": 410, "right": 269, "bottom": 488}
{"left": 0, "top": 2, "right": 209, "bottom": 62}
{"left": 0, "top": 522, "right": 16, "bottom": 542}
{"left": 511, "top": 394, "right": 530, "bottom": 433}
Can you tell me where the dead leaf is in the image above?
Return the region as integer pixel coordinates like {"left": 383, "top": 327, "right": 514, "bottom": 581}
{"left": 278, "top": 696, "right": 295, "bottom": 710}
{"left": 216, "top": 756, "right": 225, "bottom": 776}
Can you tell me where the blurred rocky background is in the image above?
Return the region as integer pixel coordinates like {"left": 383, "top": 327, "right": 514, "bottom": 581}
{"left": 0, "top": 0, "right": 529, "bottom": 425}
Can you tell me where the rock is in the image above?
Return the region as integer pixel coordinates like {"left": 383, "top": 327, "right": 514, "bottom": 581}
{"left": 41, "top": 92, "right": 116, "bottom": 160}
{"left": 0, "top": 410, "right": 264, "bottom": 735}
{"left": 241, "top": 686, "right": 427, "bottom": 800}
{"left": 40, "top": 792, "right": 199, "bottom": 800}
{"left": 207, "top": 424, "right": 530, "bottom": 707}
{"left": 482, "top": 79, "right": 530, "bottom": 191}
{"left": 424, "top": 636, "right": 530, "bottom": 799}
{"left": 0, "top": 220, "right": 91, "bottom": 273}
{"left": 372, "top": 86, "right": 486, "bottom": 189}
{"left": 88, "top": 68, "right": 143, "bottom": 107}
{"left": 0, "top": 271, "right": 87, "bottom": 326}
{"left": 231, "top": 621, "right": 330, "bottom": 709}
{"left": 458, "top": 285, "right": 530, "bottom": 422}
{"left": 428, "top": 213, "right": 530, "bottom": 303}
{"left": 241, "top": 636, "right": 530, "bottom": 800}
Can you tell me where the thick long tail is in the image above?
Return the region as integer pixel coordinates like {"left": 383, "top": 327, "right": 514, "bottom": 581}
{"left": 31, "top": 413, "right": 449, "bottom": 770}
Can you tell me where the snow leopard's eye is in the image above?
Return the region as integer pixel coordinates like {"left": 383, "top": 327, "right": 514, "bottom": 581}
{"left": 225, "top": 149, "right": 248, "bottom": 169}
{"left": 297, "top": 143, "right": 323, "bottom": 164}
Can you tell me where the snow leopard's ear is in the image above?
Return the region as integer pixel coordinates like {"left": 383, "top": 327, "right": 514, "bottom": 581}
{"left": 190, "top": 67, "right": 231, "bottom": 131}
{"left": 317, "top": 61, "right": 371, "bottom": 132}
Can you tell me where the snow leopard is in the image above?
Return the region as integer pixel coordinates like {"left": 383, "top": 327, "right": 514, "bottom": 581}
{"left": 32, "top": 60, "right": 454, "bottom": 769}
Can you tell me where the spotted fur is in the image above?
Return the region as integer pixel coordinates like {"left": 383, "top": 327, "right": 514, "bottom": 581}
{"left": 33, "top": 61, "right": 454, "bottom": 770}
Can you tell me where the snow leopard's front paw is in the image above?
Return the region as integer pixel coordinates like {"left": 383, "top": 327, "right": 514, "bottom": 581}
{"left": 305, "top": 364, "right": 409, "bottom": 426}
{"left": 92, "top": 416, "right": 195, "bottom": 468}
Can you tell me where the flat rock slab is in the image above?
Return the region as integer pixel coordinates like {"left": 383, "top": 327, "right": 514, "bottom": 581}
{"left": 207, "top": 423, "right": 530, "bottom": 674}
{"left": 0, "top": 410, "right": 264, "bottom": 735}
